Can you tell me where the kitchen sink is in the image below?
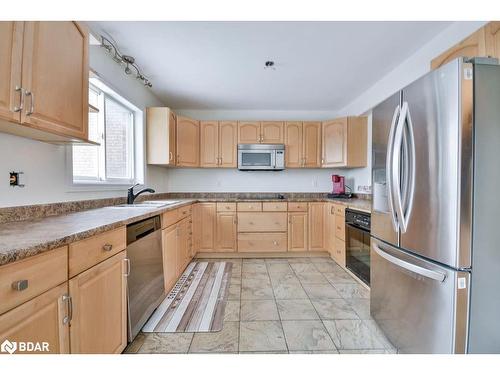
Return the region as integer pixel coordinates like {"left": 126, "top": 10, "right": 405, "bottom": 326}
{"left": 111, "top": 200, "right": 181, "bottom": 208}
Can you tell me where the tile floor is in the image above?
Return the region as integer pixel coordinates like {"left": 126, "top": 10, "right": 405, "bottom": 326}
{"left": 125, "top": 257, "right": 396, "bottom": 354}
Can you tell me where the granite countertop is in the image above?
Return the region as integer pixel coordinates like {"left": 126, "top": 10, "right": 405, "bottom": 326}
{"left": 0, "top": 197, "right": 371, "bottom": 267}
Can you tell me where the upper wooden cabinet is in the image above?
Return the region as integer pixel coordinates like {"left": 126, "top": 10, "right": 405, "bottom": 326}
{"left": 200, "top": 121, "right": 237, "bottom": 168}
{"left": 303, "top": 121, "right": 322, "bottom": 168}
{"left": 238, "top": 121, "right": 260, "bottom": 143}
{"left": 431, "top": 22, "right": 500, "bottom": 70}
{"left": 261, "top": 121, "right": 284, "bottom": 143}
{"left": 284, "top": 121, "right": 303, "bottom": 168}
{"left": 238, "top": 121, "right": 284, "bottom": 144}
{"left": 322, "top": 116, "right": 367, "bottom": 168}
{"left": 176, "top": 115, "right": 200, "bottom": 167}
{"left": 147, "top": 107, "right": 176, "bottom": 166}
{"left": 0, "top": 21, "right": 89, "bottom": 143}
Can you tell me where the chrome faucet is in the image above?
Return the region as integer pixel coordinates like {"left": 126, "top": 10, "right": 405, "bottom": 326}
{"left": 127, "top": 183, "right": 155, "bottom": 204}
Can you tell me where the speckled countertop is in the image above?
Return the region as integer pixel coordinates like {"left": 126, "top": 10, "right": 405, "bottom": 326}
{"left": 0, "top": 197, "right": 370, "bottom": 267}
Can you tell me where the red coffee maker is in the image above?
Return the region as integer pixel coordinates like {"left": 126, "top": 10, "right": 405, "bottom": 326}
{"left": 328, "top": 174, "right": 352, "bottom": 198}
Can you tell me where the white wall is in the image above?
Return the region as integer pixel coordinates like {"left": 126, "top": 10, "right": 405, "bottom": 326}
{"left": 0, "top": 45, "right": 166, "bottom": 208}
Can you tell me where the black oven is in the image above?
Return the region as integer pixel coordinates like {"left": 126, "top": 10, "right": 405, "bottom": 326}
{"left": 345, "top": 208, "right": 371, "bottom": 286}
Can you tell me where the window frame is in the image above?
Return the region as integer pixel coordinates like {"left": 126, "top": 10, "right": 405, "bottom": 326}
{"left": 67, "top": 76, "right": 144, "bottom": 191}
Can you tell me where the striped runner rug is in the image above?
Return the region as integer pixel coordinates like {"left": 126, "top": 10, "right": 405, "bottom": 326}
{"left": 142, "top": 261, "right": 232, "bottom": 333}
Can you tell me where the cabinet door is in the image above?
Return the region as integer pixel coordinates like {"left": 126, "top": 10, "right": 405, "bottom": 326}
{"left": 216, "top": 212, "right": 237, "bottom": 252}
{"left": 219, "top": 121, "right": 237, "bottom": 168}
{"left": 285, "top": 121, "right": 302, "bottom": 168}
{"left": 200, "top": 121, "right": 219, "bottom": 168}
{"left": 325, "top": 204, "right": 336, "bottom": 257}
{"left": 0, "top": 283, "right": 69, "bottom": 354}
{"left": 162, "top": 225, "right": 178, "bottom": 292}
{"left": 176, "top": 116, "right": 200, "bottom": 167}
{"left": 196, "top": 203, "right": 216, "bottom": 252}
{"left": 178, "top": 218, "right": 192, "bottom": 273}
{"left": 302, "top": 121, "right": 322, "bottom": 168}
{"left": 238, "top": 121, "right": 260, "bottom": 143}
{"left": 146, "top": 108, "right": 176, "bottom": 166}
{"left": 69, "top": 251, "right": 127, "bottom": 354}
{"left": 0, "top": 21, "right": 23, "bottom": 123}
{"left": 261, "top": 121, "right": 284, "bottom": 143}
{"left": 431, "top": 27, "right": 487, "bottom": 69}
{"left": 308, "top": 203, "right": 325, "bottom": 251}
{"left": 485, "top": 22, "right": 500, "bottom": 59}
{"left": 21, "top": 22, "right": 89, "bottom": 140}
{"left": 288, "top": 212, "right": 308, "bottom": 252}
{"left": 322, "top": 118, "right": 347, "bottom": 167}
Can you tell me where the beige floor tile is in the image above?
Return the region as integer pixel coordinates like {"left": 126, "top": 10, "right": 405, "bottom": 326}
{"left": 227, "top": 284, "right": 241, "bottom": 300}
{"left": 346, "top": 298, "right": 371, "bottom": 319}
{"left": 281, "top": 320, "right": 336, "bottom": 351}
{"left": 289, "top": 350, "right": 339, "bottom": 354}
{"left": 229, "top": 277, "right": 242, "bottom": 286}
{"left": 239, "top": 321, "right": 287, "bottom": 352}
{"left": 287, "top": 258, "right": 311, "bottom": 264}
{"left": 311, "top": 299, "right": 359, "bottom": 320}
{"left": 302, "top": 283, "right": 342, "bottom": 299}
{"left": 290, "top": 263, "right": 318, "bottom": 273}
{"left": 323, "top": 271, "right": 357, "bottom": 284}
{"left": 331, "top": 283, "right": 370, "bottom": 299}
{"left": 277, "top": 299, "right": 320, "bottom": 320}
{"left": 322, "top": 320, "right": 386, "bottom": 350}
{"left": 241, "top": 300, "right": 280, "bottom": 321}
{"left": 363, "top": 319, "right": 395, "bottom": 350}
{"left": 309, "top": 257, "right": 334, "bottom": 263}
{"left": 265, "top": 258, "right": 290, "bottom": 264}
{"left": 297, "top": 272, "right": 328, "bottom": 284}
{"left": 124, "top": 332, "right": 146, "bottom": 353}
{"left": 267, "top": 262, "right": 293, "bottom": 274}
{"left": 241, "top": 272, "right": 271, "bottom": 281}
{"left": 189, "top": 321, "right": 239, "bottom": 353}
{"left": 242, "top": 263, "right": 268, "bottom": 274}
{"left": 241, "top": 279, "right": 274, "bottom": 300}
{"left": 138, "top": 333, "right": 193, "bottom": 354}
{"left": 272, "top": 279, "right": 308, "bottom": 299}
{"left": 224, "top": 300, "right": 241, "bottom": 322}
{"left": 242, "top": 258, "right": 266, "bottom": 264}
{"left": 339, "top": 349, "right": 396, "bottom": 354}
{"left": 313, "top": 262, "right": 343, "bottom": 273}
{"left": 269, "top": 271, "right": 300, "bottom": 284}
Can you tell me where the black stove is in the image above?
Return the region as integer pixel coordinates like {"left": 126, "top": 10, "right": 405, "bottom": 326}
{"left": 345, "top": 209, "right": 371, "bottom": 286}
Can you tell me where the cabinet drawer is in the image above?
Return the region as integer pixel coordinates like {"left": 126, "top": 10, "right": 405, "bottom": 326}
{"left": 237, "top": 212, "right": 287, "bottom": 232}
{"left": 162, "top": 209, "right": 179, "bottom": 228}
{"left": 237, "top": 202, "right": 262, "bottom": 212}
{"left": 334, "top": 204, "right": 346, "bottom": 217}
{"left": 335, "top": 216, "right": 345, "bottom": 241}
{"left": 287, "top": 202, "right": 308, "bottom": 212}
{"left": 238, "top": 233, "right": 287, "bottom": 252}
{"left": 334, "top": 237, "right": 346, "bottom": 267}
{"left": 0, "top": 246, "right": 68, "bottom": 315}
{"left": 263, "top": 202, "right": 287, "bottom": 211}
{"left": 178, "top": 205, "right": 192, "bottom": 220}
{"left": 69, "top": 227, "right": 126, "bottom": 278}
{"left": 217, "top": 202, "right": 236, "bottom": 212}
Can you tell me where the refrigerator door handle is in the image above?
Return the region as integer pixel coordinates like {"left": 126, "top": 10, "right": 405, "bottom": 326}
{"left": 386, "top": 104, "right": 401, "bottom": 231}
{"left": 402, "top": 103, "right": 416, "bottom": 230}
{"left": 373, "top": 241, "right": 446, "bottom": 282}
{"left": 392, "top": 101, "right": 408, "bottom": 232}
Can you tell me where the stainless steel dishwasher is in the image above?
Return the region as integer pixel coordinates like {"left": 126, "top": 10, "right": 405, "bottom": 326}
{"left": 126, "top": 215, "right": 165, "bottom": 342}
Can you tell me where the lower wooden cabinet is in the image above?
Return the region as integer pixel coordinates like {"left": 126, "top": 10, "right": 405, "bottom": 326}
{"left": 325, "top": 203, "right": 336, "bottom": 258}
{"left": 238, "top": 233, "right": 287, "bottom": 252}
{"left": 0, "top": 283, "right": 69, "bottom": 354}
{"left": 288, "top": 212, "right": 308, "bottom": 252}
{"left": 193, "top": 203, "right": 216, "bottom": 252}
{"left": 68, "top": 251, "right": 127, "bottom": 354}
{"left": 216, "top": 212, "right": 237, "bottom": 252}
{"left": 308, "top": 203, "right": 326, "bottom": 251}
{"left": 162, "top": 224, "right": 178, "bottom": 292}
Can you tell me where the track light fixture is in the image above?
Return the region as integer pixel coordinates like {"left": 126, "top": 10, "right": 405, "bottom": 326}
{"left": 100, "top": 36, "right": 153, "bottom": 88}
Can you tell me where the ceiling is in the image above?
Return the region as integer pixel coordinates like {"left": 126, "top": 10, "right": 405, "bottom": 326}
{"left": 89, "top": 21, "right": 452, "bottom": 111}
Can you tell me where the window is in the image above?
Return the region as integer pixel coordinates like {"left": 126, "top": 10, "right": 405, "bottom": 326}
{"left": 72, "top": 79, "right": 140, "bottom": 185}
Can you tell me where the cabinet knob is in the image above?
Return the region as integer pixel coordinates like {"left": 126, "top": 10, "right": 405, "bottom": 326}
{"left": 273, "top": 241, "right": 278, "bottom": 246}
{"left": 102, "top": 244, "right": 113, "bottom": 252}
{"left": 11, "top": 279, "right": 28, "bottom": 291}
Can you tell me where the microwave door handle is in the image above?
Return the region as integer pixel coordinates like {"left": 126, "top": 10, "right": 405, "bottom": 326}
{"left": 386, "top": 104, "right": 400, "bottom": 231}
{"left": 372, "top": 241, "right": 446, "bottom": 282}
{"left": 271, "top": 151, "right": 276, "bottom": 169}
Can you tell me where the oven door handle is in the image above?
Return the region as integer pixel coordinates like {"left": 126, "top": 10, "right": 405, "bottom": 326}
{"left": 345, "top": 222, "right": 370, "bottom": 233}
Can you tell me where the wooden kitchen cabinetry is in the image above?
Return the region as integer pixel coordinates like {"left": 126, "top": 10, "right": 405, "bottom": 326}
{"left": 288, "top": 212, "right": 308, "bottom": 252}
{"left": 284, "top": 121, "right": 303, "bottom": 167}
{"left": 238, "top": 121, "right": 284, "bottom": 144}
{"left": 0, "top": 21, "right": 90, "bottom": 143}
{"left": 326, "top": 203, "right": 336, "bottom": 258}
{"left": 431, "top": 22, "right": 500, "bottom": 70}
{"left": 302, "top": 121, "right": 322, "bottom": 168}
{"left": 322, "top": 117, "right": 367, "bottom": 168}
{"left": 176, "top": 115, "right": 200, "bottom": 167}
{"left": 69, "top": 251, "right": 128, "bottom": 354}
{"left": 331, "top": 204, "right": 346, "bottom": 267}
{"left": 192, "top": 203, "right": 216, "bottom": 252}
{"left": 200, "top": 121, "right": 237, "bottom": 168}
{"left": 308, "top": 202, "right": 326, "bottom": 251}
{"left": 216, "top": 212, "right": 237, "bottom": 252}
{"left": 147, "top": 107, "right": 176, "bottom": 166}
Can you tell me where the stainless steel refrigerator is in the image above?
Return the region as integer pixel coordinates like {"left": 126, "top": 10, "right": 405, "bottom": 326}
{"left": 371, "top": 57, "right": 500, "bottom": 354}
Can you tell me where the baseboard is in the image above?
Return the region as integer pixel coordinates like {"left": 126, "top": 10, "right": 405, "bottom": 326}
{"left": 194, "top": 251, "right": 330, "bottom": 259}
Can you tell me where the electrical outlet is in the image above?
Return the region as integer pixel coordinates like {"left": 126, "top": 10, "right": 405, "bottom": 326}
{"left": 312, "top": 178, "right": 318, "bottom": 187}
{"left": 357, "top": 185, "right": 371, "bottom": 193}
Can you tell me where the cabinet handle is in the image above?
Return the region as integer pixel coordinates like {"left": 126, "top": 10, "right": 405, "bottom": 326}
{"left": 124, "top": 258, "right": 131, "bottom": 277}
{"left": 25, "top": 91, "right": 34, "bottom": 116}
{"left": 13, "top": 86, "right": 24, "bottom": 112}
{"left": 169, "top": 151, "right": 173, "bottom": 161}
{"left": 331, "top": 207, "right": 335, "bottom": 214}
{"left": 11, "top": 279, "right": 28, "bottom": 291}
{"left": 321, "top": 158, "right": 324, "bottom": 164}
{"left": 62, "top": 294, "right": 73, "bottom": 325}
{"left": 273, "top": 241, "right": 279, "bottom": 246}
{"left": 102, "top": 243, "right": 113, "bottom": 252}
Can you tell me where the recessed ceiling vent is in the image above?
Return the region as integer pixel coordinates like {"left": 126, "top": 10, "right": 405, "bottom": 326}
{"left": 264, "top": 60, "right": 276, "bottom": 70}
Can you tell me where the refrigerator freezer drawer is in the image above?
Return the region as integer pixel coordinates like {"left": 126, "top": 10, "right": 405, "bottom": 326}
{"left": 370, "top": 238, "right": 469, "bottom": 353}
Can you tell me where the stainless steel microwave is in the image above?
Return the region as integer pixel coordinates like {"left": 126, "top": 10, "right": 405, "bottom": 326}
{"left": 237, "top": 144, "right": 285, "bottom": 171}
